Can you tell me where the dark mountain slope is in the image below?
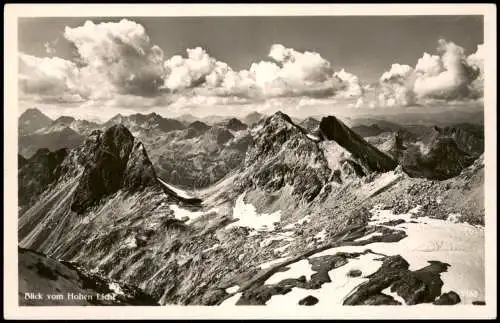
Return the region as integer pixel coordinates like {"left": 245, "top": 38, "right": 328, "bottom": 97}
{"left": 319, "top": 116, "right": 398, "bottom": 173}
{"left": 19, "top": 247, "right": 159, "bottom": 306}
{"left": 19, "top": 127, "right": 84, "bottom": 159}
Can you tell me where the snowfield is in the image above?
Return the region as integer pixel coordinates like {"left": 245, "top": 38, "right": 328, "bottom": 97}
{"left": 253, "top": 204, "right": 484, "bottom": 306}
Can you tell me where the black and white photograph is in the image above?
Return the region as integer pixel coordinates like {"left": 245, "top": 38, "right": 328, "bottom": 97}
{"left": 4, "top": 3, "right": 497, "bottom": 320}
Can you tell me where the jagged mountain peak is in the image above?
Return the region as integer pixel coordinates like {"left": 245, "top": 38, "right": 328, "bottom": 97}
{"left": 270, "top": 110, "right": 294, "bottom": 123}
{"left": 20, "top": 107, "right": 48, "bottom": 118}
{"left": 20, "top": 123, "right": 158, "bottom": 214}
{"left": 216, "top": 118, "right": 248, "bottom": 131}
{"left": 243, "top": 111, "right": 265, "bottom": 126}
{"left": 188, "top": 120, "right": 210, "bottom": 130}
{"left": 246, "top": 111, "right": 308, "bottom": 164}
{"left": 319, "top": 116, "right": 398, "bottom": 173}
{"left": 183, "top": 121, "right": 211, "bottom": 139}
{"left": 103, "top": 113, "right": 185, "bottom": 134}
{"left": 53, "top": 116, "right": 76, "bottom": 124}
{"left": 299, "top": 117, "right": 320, "bottom": 132}
{"left": 18, "top": 108, "right": 54, "bottom": 135}
{"left": 102, "top": 124, "right": 135, "bottom": 156}
{"left": 104, "top": 113, "right": 125, "bottom": 126}
{"left": 238, "top": 111, "right": 331, "bottom": 203}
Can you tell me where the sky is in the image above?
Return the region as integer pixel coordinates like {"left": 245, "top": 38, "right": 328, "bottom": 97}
{"left": 18, "top": 16, "right": 485, "bottom": 121}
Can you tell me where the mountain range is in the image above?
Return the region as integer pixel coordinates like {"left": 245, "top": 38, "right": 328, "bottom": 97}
{"left": 17, "top": 108, "right": 486, "bottom": 306}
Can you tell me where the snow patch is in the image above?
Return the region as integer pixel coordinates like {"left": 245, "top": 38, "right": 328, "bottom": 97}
{"left": 109, "top": 282, "right": 125, "bottom": 296}
{"left": 353, "top": 231, "right": 383, "bottom": 242}
{"left": 265, "top": 259, "right": 315, "bottom": 285}
{"left": 259, "top": 232, "right": 295, "bottom": 248}
{"left": 447, "top": 213, "right": 461, "bottom": 223}
{"left": 225, "top": 285, "right": 239, "bottom": 294}
{"left": 319, "top": 141, "right": 348, "bottom": 171}
{"left": 220, "top": 292, "right": 242, "bottom": 306}
{"left": 275, "top": 205, "right": 485, "bottom": 305}
{"left": 266, "top": 253, "right": 384, "bottom": 305}
{"left": 158, "top": 177, "right": 194, "bottom": 199}
{"left": 202, "top": 244, "right": 221, "bottom": 253}
{"left": 124, "top": 236, "right": 137, "bottom": 248}
{"left": 227, "top": 193, "right": 281, "bottom": 232}
{"left": 314, "top": 229, "right": 327, "bottom": 241}
{"left": 259, "top": 257, "right": 290, "bottom": 270}
{"left": 284, "top": 215, "right": 312, "bottom": 230}
{"left": 169, "top": 205, "right": 210, "bottom": 224}
{"left": 298, "top": 215, "right": 312, "bottom": 225}
{"left": 274, "top": 244, "right": 291, "bottom": 255}
{"left": 306, "top": 133, "right": 320, "bottom": 141}
{"left": 382, "top": 285, "right": 406, "bottom": 304}
{"left": 415, "top": 141, "right": 431, "bottom": 155}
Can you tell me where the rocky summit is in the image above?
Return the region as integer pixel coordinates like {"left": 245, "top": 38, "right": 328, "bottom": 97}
{"left": 236, "top": 111, "right": 331, "bottom": 203}
{"left": 70, "top": 124, "right": 158, "bottom": 213}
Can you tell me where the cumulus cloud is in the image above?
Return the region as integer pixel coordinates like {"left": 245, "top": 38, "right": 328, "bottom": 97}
{"left": 18, "top": 53, "right": 87, "bottom": 102}
{"left": 413, "top": 39, "right": 480, "bottom": 100}
{"left": 161, "top": 47, "right": 260, "bottom": 98}
{"left": 161, "top": 43, "right": 360, "bottom": 101}
{"left": 249, "top": 44, "right": 355, "bottom": 98}
{"left": 333, "top": 69, "right": 363, "bottom": 98}
{"left": 19, "top": 17, "right": 364, "bottom": 111}
{"left": 466, "top": 43, "right": 485, "bottom": 97}
{"left": 63, "top": 19, "right": 165, "bottom": 97}
{"left": 20, "top": 19, "right": 169, "bottom": 106}
{"left": 163, "top": 47, "right": 218, "bottom": 90}
{"left": 378, "top": 63, "right": 416, "bottom": 107}
{"left": 268, "top": 44, "right": 332, "bottom": 84}
{"left": 380, "top": 63, "right": 413, "bottom": 83}
{"left": 377, "top": 39, "right": 483, "bottom": 107}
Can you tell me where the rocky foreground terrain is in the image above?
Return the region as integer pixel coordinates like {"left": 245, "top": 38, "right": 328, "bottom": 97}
{"left": 18, "top": 109, "right": 485, "bottom": 306}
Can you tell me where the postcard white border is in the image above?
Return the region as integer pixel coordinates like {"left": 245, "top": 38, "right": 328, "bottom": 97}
{"left": 4, "top": 3, "right": 497, "bottom": 320}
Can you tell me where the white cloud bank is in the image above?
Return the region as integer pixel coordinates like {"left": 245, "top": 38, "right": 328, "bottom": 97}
{"left": 18, "top": 19, "right": 484, "bottom": 116}
{"left": 162, "top": 43, "right": 361, "bottom": 100}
